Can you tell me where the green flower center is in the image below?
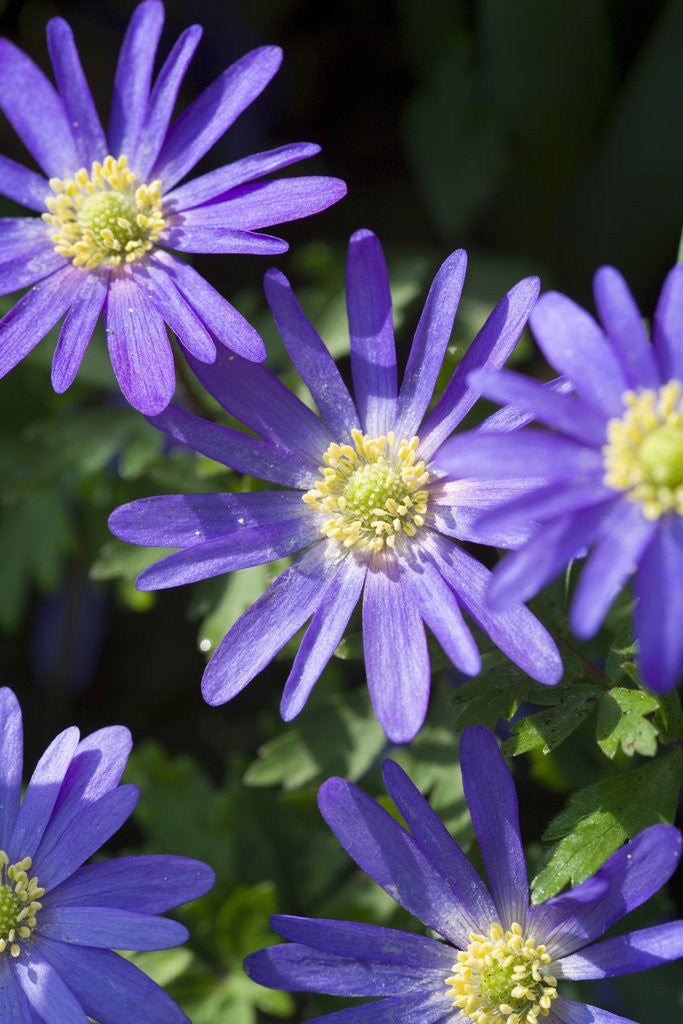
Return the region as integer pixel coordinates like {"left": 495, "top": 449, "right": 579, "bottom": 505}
{"left": 0, "top": 851, "right": 44, "bottom": 958}
{"left": 446, "top": 922, "right": 558, "bottom": 1024}
{"left": 603, "top": 380, "right": 683, "bottom": 519}
{"left": 302, "top": 429, "right": 430, "bottom": 552}
{"left": 43, "top": 155, "right": 165, "bottom": 269}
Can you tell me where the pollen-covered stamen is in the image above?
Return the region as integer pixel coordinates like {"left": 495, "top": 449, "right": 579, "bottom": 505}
{"left": 603, "top": 380, "right": 683, "bottom": 519}
{"left": 43, "top": 155, "right": 166, "bottom": 269}
{"left": 446, "top": 922, "right": 558, "bottom": 1024}
{"left": 302, "top": 429, "right": 430, "bottom": 552}
{"left": 0, "top": 851, "right": 44, "bottom": 958}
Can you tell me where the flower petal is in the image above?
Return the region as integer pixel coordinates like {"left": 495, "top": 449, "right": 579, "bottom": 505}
{"left": 592, "top": 266, "right": 659, "bottom": 390}
{"left": 0, "top": 959, "right": 34, "bottom": 1024}
{"left": 652, "top": 262, "right": 683, "bottom": 382}
{"left": 172, "top": 177, "right": 346, "bottom": 230}
{"left": 201, "top": 542, "right": 332, "bottom": 706}
{"left": 46, "top": 18, "right": 107, "bottom": 166}
{"left": 0, "top": 39, "right": 78, "bottom": 177}
{"left": 530, "top": 291, "right": 628, "bottom": 417}
{"left": 570, "top": 501, "right": 656, "bottom": 639}
{"left": 281, "top": 553, "right": 367, "bottom": 720}
{"left": 151, "top": 46, "right": 282, "bottom": 190}
{"left": 38, "top": 906, "right": 188, "bottom": 950}
{"left": 105, "top": 267, "right": 175, "bottom": 415}
{"left": 0, "top": 688, "right": 23, "bottom": 850}
{"left": 549, "top": 995, "right": 637, "bottom": 1024}
{"left": 162, "top": 223, "right": 289, "bottom": 255}
{"left": 0, "top": 245, "right": 68, "bottom": 296}
{"left": 362, "top": 556, "right": 429, "bottom": 743}
{"left": 419, "top": 276, "right": 539, "bottom": 459}
{"left": 556, "top": 920, "right": 683, "bottom": 980}
{"left": 51, "top": 272, "right": 107, "bottom": 393}
{"left": 15, "top": 946, "right": 89, "bottom": 1024}
{"left": 108, "top": 0, "right": 164, "bottom": 158}
{"left": 436, "top": 430, "right": 604, "bottom": 482}
{"left": 0, "top": 265, "right": 85, "bottom": 378}
{"left": 264, "top": 267, "right": 360, "bottom": 437}
{"left": 165, "top": 143, "right": 322, "bottom": 210}
{"left": 0, "top": 155, "right": 51, "bottom": 212}
{"left": 47, "top": 725, "right": 132, "bottom": 835}
{"left": 460, "top": 727, "right": 528, "bottom": 928}
{"left": 347, "top": 229, "right": 398, "bottom": 436}
{"left": 136, "top": 260, "right": 215, "bottom": 362}
{"left": 634, "top": 514, "right": 683, "bottom": 692}
{"left": 395, "top": 250, "right": 467, "bottom": 438}
{"left": 47, "top": 854, "right": 214, "bottom": 914}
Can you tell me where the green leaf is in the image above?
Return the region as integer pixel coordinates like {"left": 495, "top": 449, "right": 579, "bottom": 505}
{"left": 654, "top": 690, "right": 683, "bottom": 745}
{"left": 596, "top": 687, "right": 660, "bottom": 759}
{"left": 451, "top": 657, "right": 538, "bottom": 731}
{"left": 604, "top": 628, "right": 638, "bottom": 686}
{"left": 502, "top": 683, "right": 601, "bottom": 756}
{"left": 530, "top": 748, "right": 683, "bottom": 902}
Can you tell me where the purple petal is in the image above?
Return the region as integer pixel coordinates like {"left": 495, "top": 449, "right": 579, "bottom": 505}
{"left": 399, "top": 542, "right": 481, "bottom": 675}
{"left": 0, "top": 39, "right": 78, "bottom": 177}
{"left": 47, "top": 854, "right": 214, "bottom": 914}
{"left": 0, "top": 960, "right": 34, "bottom": 1024}
{"left": 33, "top": 785, "right": 139, "bottom": 891}
{"left": 255, "top": 989, "right": 451, "bottom": 1024}
{"left": 162, "top": 223, "right": 289, "bottom": 255}
{"left": 0, "top": 245, "right": 68, "bottom": 296}
{"left": 46, "top": 18, "right": 107, "bottom": 166}
{"left": 136, "top": 517, "right": 317, "bottom": 589}
{"left": 281, "top": 553, "right": 367, "bottom": 720}
{"left": 475, "top": 479, "right": 613, "bottom": 539}
{"left": 14, "top": 946, "right": 89, "bottom": 1024}
{"left": 652, "top": 262, "right": 683, "bottom": 382}
{"left": 37, "top": 906, "right": 188, "bottom": 950}
{"left": 0, "top": 155, "right": 51, "bottom": 212}
{"left": 381, "top": 760, "right": 496, "bottom": 928}
{"left": 430, "top": 478, "right": 543, "bottom": 551}
{"left": 105, "top": 267, "right": 175, "bottom": 414}
{"left": 171, "top": 176, "right": 346, "bottom": 230}
{"left": 318, "top": 774, "right": 486, "bottom": 948}
{"left": 165, "top": 143, "right": 322, "bottom": 210}
{"left": 264, "top": 267, "right": 360, "bottom": 437}
{"left": 133, "top": 25, "right": 203, "bottom": 179}
{"left": 0, "top": 217, "right": 53, "bottom": 254}
{"left": 0, "top": 265, "right": 84, "bottom": 378}
{"left": 0, "top": 688, "right": 23, "bottom": 850}
{"left": 35, "top": 937, "right": 192, "bottom": 1024}
{"left": 549, "top": 996, "right": 637, "bottom": 1024}
{"left": 151, "top": 249, "right": 265, "bottom": 360}
{"left": 148, "top": 404, "right": 316, "bottom": 488}
{"left": 570, "top": 501, "right": 657, "bottom": 639}
{"left": 8, "top": 726, "right": 80, "bottom": 863}
{"left": 108, "top": 0, "right": 164, "bottom": 158}
{"left": 151, "top": 46, "right": 283, "bottom": 191}
{"left": 47, "top": 725, "right": 131, "bottom": 836}
{"left": 347, "top": 229, "right": 398, "bottom": 436}
{"left": 201, "top": 542, "right": 333, "bottom": 706}
{"left": 530, "top": 291, "right": 628, "bottom": 417}
{"left": 430, "top": 536, "right": 563, "bottom": 685}
{"left": 419, "top": 276, "right": 540, "bottom": 459}
{"left": 52, "top": 272, "right": 107, "bottom": 392}
{"left": 395, "top": 250, "right": 467, "bottom": 438}
{"left": 475, "top": 374, "right": 573, "bottom": 434}
{"left": 533, "top": 824, "right": 682, "bottom": 959}
{"left": 135, "top": 260, "right": 215, "bottom": 362}
{"left": 109, "top": 490, "right": 304, "bottom": 546}
{"left": 592, "top": 266, "right": 660, "bottom": 390}
{"left": 436, "top": 429, "right": 604, "bottom": 482}
{"left": 557, "top": 920, "right": 683, "bottom": 980}
{"left": 460, "top": 727, "right": 528, "bottom": 928}
{"left": 363, "top": 556, "right": 429, "bottom": 743}
{"left": 634, "top": 515, "right": 683, "bottom": 692}
{"left": 468, "top": 367, "right": 607, "bottom": 447}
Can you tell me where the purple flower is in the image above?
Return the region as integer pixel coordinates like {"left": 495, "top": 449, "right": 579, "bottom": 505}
{"left": 0, "top": 0, "right": 346, "bottom": 414}
{"left": 245, "top": 726, "right": 683, "bottom": 1024}
{"left": 438, "top": 265, "right": 683, "bottom": 693}
{"left": 0, "top": 686, "right": 214, "bottom": 1023}
{"left": 108, "top": 229, "right": 562, "bottom": 743}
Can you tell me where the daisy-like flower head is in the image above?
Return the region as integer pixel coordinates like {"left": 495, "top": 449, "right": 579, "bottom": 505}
{"left": 437, "top": 265, "right": 683, "bottom": 693}
{"left": 0, "top": 687, "right": 214, "bottom": 1023}
{"left": 245, "top": 726, "right": 683, "bottom": 1024}
{"left": 108, "top": 228, "right": 562, "bottom": 743}
{"left": 0, "top": 0, "right": 346, "bottom": 413}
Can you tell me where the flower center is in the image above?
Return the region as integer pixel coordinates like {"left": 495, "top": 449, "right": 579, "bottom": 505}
{"left": 43, "top": 155, "right": 165, "bottom": 269}
{"left": 446, "top": 922, "right": 558, "bottom": 1024}
{"left": 0, "top": 851, "right": 44, "bottom": 958}
{"left": 602, "top": 380, "right": 683, "bottom": 519}
{"left": 302, "top": 429, "right": 430, "bottom": 552}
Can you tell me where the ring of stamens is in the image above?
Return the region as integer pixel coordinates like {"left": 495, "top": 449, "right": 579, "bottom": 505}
{"left": 43, "top": 155, "right": 166, "bottom": 269}
{"left": 302, "top": 429, "right": 430, "bottom": 552}
{"left": 603, "top": 380, "right": 683, "bottom": 519}
{"left": 0, "top": 851, "right": 44, "bottom": 958}
{"left": 446, "top": 922, "right": 558, "bottom": 1024}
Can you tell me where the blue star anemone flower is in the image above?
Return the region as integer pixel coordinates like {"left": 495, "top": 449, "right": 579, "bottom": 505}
{"left": 245, "top": 726, "right": 683, "bottom": 1024}
{"left": 108, "top": 228, "right": 562, "bottom": 743}
{"left": 0, "top": 686, "right": 214, "bottom": 1023}
{"left": 437, "top": 265, "right": 683, "bottom": 693}
{"left": 0, "top": 0, "right": 346, "bottom": 413}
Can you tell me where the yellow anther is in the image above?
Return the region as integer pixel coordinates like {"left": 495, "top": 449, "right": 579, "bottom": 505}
{"left": 0, "top": 850, "right": 43, "bottom": 958}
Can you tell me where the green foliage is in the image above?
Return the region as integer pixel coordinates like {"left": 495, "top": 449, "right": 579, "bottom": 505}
{"left": 596, "top": 687, "right": 660, "bottom": 758}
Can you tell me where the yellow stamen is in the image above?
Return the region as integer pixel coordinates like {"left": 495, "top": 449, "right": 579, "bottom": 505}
{"left": 0, "top": 851, "right": 44, "bottom": 957}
